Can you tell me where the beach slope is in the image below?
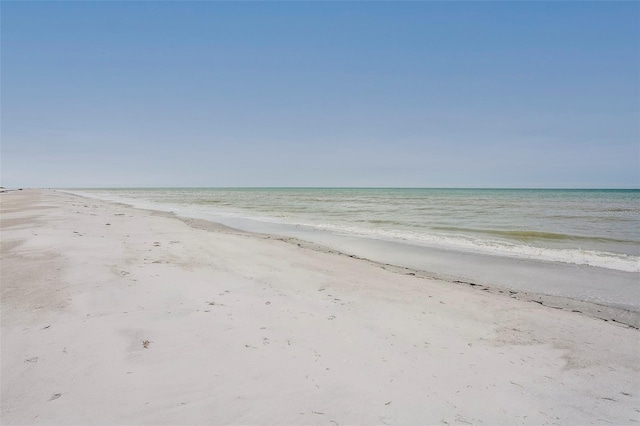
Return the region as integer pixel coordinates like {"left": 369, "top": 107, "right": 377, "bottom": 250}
{"left": 1, "top": 190, "right": 638, "bottom": 425}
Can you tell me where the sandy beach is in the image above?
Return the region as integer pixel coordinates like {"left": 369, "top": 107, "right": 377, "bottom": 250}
{"left": 1, "top": 189, "right": 638, "bottom": 425}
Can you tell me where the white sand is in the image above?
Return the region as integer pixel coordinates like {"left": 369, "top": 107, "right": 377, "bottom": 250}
{"left": 1, "top": 189, "right": 639, "bottom": 425}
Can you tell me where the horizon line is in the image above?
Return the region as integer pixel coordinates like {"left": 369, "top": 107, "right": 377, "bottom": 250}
{"left": 46, "top": 186, "right": 640, "bottom": 191}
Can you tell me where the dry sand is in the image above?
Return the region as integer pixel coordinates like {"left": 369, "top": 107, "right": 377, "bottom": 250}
{"left": 1, "top": 189, "right": 638, "bottom": 425}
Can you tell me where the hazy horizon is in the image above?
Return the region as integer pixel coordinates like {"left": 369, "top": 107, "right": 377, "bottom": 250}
{"left": 48, "top": 186, "right": 640, "bottom": 190}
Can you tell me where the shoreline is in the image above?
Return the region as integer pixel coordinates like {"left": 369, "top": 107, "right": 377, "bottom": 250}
{"left": 2, "top": 189, "right": 639, "bottom": 425}
{"left": 176, "top": 213, "right": 640, "bottom": 329}
{"left": 66, "top": 189, "right": 640, "bottom": 328}
{"left": 61, "top": 187, "right": 640, "bottom": 274}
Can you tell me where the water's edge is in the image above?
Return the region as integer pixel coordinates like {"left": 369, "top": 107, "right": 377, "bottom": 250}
{"left": 59, "top": 189, "right": 640, "bottom": 328}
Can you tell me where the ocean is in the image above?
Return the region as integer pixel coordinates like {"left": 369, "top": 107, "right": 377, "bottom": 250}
{"left": 69, "top": 188, "right": 640, "bottom": 310}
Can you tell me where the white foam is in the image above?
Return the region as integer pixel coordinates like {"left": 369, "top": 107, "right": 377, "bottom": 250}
{"left": 296, "top": 221, "right": 640, "bottom": 272}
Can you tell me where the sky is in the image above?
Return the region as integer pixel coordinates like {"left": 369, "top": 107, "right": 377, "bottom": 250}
{"left": 2, "top": 2, "right": 639, "bottom": 188}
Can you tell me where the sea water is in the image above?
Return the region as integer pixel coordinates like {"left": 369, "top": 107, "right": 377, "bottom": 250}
{"left": 69, "top": 188, "right": 640, "bottom": 310}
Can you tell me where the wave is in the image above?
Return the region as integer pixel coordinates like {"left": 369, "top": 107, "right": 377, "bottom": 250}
{"left": 299, "top": 222, "right": 640, "bottom": 272}
{"left": 431, "top": 226, "right": 636, "bottom": 244}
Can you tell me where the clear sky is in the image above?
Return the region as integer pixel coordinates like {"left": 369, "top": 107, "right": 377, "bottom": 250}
{"left": 2, "top": 1, "right": 638, "bottom": 188}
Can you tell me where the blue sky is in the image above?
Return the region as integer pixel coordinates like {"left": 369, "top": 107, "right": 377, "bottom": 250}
{"left": 2, "top": 2, "right": 638, "bottom": 188}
